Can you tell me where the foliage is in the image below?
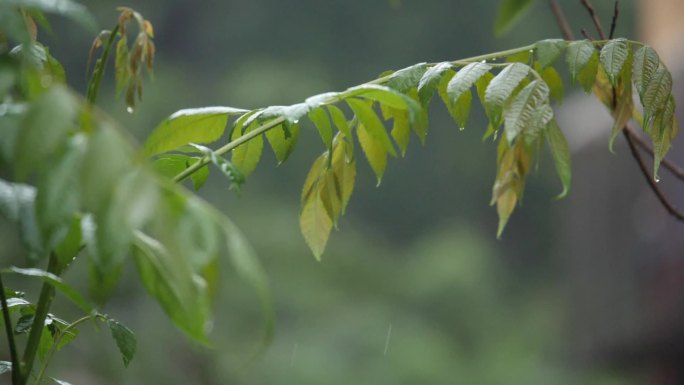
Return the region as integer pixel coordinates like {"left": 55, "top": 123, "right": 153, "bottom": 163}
{"left": 0, "top": 0, "right": 679, "bottom": 384}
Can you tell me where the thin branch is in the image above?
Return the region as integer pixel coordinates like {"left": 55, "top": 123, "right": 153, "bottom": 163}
{"left": 580, "top": 0, "right": 607, "bottom": 39}
{"left": 623, "top": 130, "right": 684, "bottom": 221}
{"left": 580, "top": 29, "right": 594, "bottom": 41}
{"left": 625, "top": 124, "right": 684, "bottom": 181}
{"left": 0, "top": 274, "right": 21, "bottom": 385}
{"left": 549, "top": 0, "right": 575, "bottom": 40}
{"left": 609, "top": 1, "right": 619, "bottom": 39}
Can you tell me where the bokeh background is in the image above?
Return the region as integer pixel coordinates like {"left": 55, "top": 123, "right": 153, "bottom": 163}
{"left": 3, "top": 0, "right": 684, "bottom": 384}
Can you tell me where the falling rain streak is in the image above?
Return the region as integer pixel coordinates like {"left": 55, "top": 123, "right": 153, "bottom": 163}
{"left": 383, "top": 324, "right": 392, "bottom": 356}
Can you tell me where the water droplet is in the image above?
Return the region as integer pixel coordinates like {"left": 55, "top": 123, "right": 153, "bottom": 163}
{"left": 529, "top": 49, "right": 534, "bottom": 53}
{"left": 126, "top": 106, "right": 134, "bottom": 114}
{"left": 293, "top": 119, "right": 300, "bottom": 124}
{"left": 493, "top": 131, "right": 499, "bottom": 140}
{"left": 481, "top": 59, "right": 487, "bottom": 63}
{"left": 383, "top": 324, "right": 393, "bottom": 356}
{"left": 459, "top": 126, "right": 465, "bottom": 131}
{"left": 655, "top": 176, "right": 661, "bottom": 183}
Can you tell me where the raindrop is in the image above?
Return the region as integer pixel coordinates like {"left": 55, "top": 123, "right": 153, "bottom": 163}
{"left": 481, "top": 59, "right": 487, "bottom": 63}
{"left": 126, "top": 106, "right": 134, "bottom": 114}
{"left": 493, "top": 131, "right": 499, "bottom": 140}
{"left": 383, "top": 324, "right": 393, "bottom": 356}
{"left": 293, "top": 119, "right": 300, "bottom": 124}
{"left": 529, "top": 49, "right": 534, "bottom": 53}
{"left": 459, "top": 127, "right": 465, "bottom": 131}
{"left": 655, "top": 176, "right": 661, "bottom": 183}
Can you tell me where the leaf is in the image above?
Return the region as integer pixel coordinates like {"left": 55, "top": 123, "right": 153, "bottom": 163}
{"left": 153, "top": 154, "right": 191, "bottom": 179}
{"left": 447, "top": 62, "right": 491, "bottom": 106}
{"left": 632, "top": 45, "right": 660, "bottom": 95}
{"left": 475, "top": 71, "right": 494, "bottom": 105}
{"left": 540, "top": 66, "right": 564, "bottom": 102}
{"left": 231, "top": 120, "right": 264, "bottom": 177}
{"left": 265, "top": 123, "right": 300, "bottom": 165}
{"left": 599, "top": 39, "right": 629, "bottom": 86}
{"left": 386, "top": 106, "right": 411, "bottom": 156}
{"left": 566, "top": 40, "right": 599, "bottom": 93}
{"left": 115, "top": 37, "right": 129, "bottom": 95}
{"left": 641, "top": 64, "right": 672, "bottom": 131}
{"left": 299, "top": 177, "right": 333, "bottom": 261}
{"left": 144, "top": 107, "right": 247, "bottom": 157}
{"left": 107, "top": 318, "right": 136, "bottom": 367}
{"left": 535, "top": 39, "right": 566, "bottom": 70}
{"left": 343, "top": 84, "right": 422, "bottom": 124}
{"left": 14, "top": 85, "right": 78, "bottom": 179}
{"left": 4, "top": 0, "right": 96, "bottom": 31}
{"left": 417, "top": 62, "right": 452, "bottom": 106}
{"left": 545, "top": 120, "right": 571, "bottom": 198}
{"left": 1, "top": 267, "right": 91, "bottom": 312}
{"left": 0, "top": 361, "right": 11, "bottom": 374}
{"left": 0, "top": 179, "right": 44, "bottom": 261}
{"left": 504, "top": 80, "right": 549, "bottom": 142}
{"left": 491, "top": 139, "right": 532, "bottom": 237}
{"left": 357, "top": 121, "right": 387, "bottom": 185}
{"left": 308, "top": 107, "right": 333, "bottom": 149}
{"left": 485, "top": 62, "right": 531, "bottom": 128}
{"left": 327, "top": 105, "right": 352, "bottom": 139}
{"left": 346, "top": 98, "right": 397, "bottom": 157}
{"left": 493, "top": 0, "right": 535, "bottom": 37}
{"left": 452, "top": 90, "right": 472, "bottom": 129}
{"left": 608, "top": 52, "right": 634, "bottom": 151}
{"left": 651, "top": 95, "right": 676, "bottom": 180}
{"left": 51, "top": 378, "right": 73, "bottom": 385}
{"left": 53, "top": 215, "right": 82, "bottom": 267}
{"left": 331, "top": 138, "right": 356, "bottom": 214}
{"left": 384, "top": 62, "right": 428, "bottom": 92}
{"left": 186, "top": 144, "right": 244, "bottom": 191}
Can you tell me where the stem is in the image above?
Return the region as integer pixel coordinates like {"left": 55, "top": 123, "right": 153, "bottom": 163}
{"left": 20, "top": 254, "right": 61, "bottom": 385}
{"left": 0, "top": 274, "right": 21, "bottom": 385}
{"left": 86, "top": 25, "right": 120, "bottom": 105}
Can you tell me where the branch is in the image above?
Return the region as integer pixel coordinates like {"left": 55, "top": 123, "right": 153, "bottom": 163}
{"left": 609, "top": 1, "right": 619, "bottom": 39}
{"left": 580, "top": 0, "right": 607, "bottom": 39}
{"left": 0, "top": 273, "right": 21, "bottom": 385}
{"left": 549, "top": 0, "right": 574, "bottom": 40}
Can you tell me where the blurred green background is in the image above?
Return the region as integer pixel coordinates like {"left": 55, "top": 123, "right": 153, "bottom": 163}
{"left": 8, "top": 0, "right": 680, "bottom": 384}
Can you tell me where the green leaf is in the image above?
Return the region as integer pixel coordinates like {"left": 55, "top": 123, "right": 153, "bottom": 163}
{"left": 493, "top": 0, "right": 535, "bottom": 37}
{"left": 385, "top": 106, "right": 411, "bottom": 156}
{"left": 4, "top": 0, "right": 96, "bottom": 31}
{"left": 53, "top": 215, "right": 82, "bottom": 267}
{"left": 265, "top": 123, "right": 300, "bottom": 165}
{"left": 652, "top": 95, "right": 676, "bottom": 180}
{"left": 331, "top": 138, "right": 355, "bottom": 214}
{"left": 632, "top": 46, "right": 660, "bottom": 95}
{"left": 186, "top": 144, "right": 245, "bottom": 192}
{"left": 535, "top": 39, "right": 567, "bottom": 70}
{"left": 327, "top": 105, "right": 352, "bottom": 139}
{"left": 153, "top": 154, "right": 191, "bottom": 179}
{"left": 308, "top": 107, "right": 333, "bottom": 149}
{"left": 599, "top": 38, "right": 629, "bottom": 86}
{"left": 343, "top": 84, "right": 422, "bottom": 124}
{"left": 356, "top": 121, "right": 387, "bottom": 185}
{"left": 384, "top": 62, "right": 428, "bottom": 92}
{"left": 545, "top": 120, "right": 571, "bottom": 198}
{"left": 107, "top": 318, "right": 136, "bottom": 367}
{"left": 475, "top": 71, "right": 494, "bottom": 105}
{"left": 447, "top": 62, "right": 491, "bottom": 106}
{"left": 417, "top": 62, "right": 452, "bottom": 106}
{"left": 503, "top": 79, "right": 549, "bottom": 142}
{"left": 566, "top": 40, "right": 599, "bottom": 93}
{"left": 144, "top": 107, "right": 247, "bottom": 157}
{"left": 1, "top": 267, "right": 91, "bottom": 312}
{"left": 641, "top": 64, "right": 672, "bottom": 131}
{"left": 540, "top": 66, "right": 564, "bottom": 102}
{"left": 14, "top": 85, "right": 78, "bottom": 179}
{"left": 300, "top": 174, "right": 333, "bottom": 261}
{"left": 231, "top": 120, "right": 264, "bottom": 177}
{"left": 346, "top": 98, "right": 397, "bottom": 157}
{"left": 132, "top": 231, "right": 211, "bottom": 343}
{"left": 608, "top": 52, "right": 634, "bottom": 151}
{"left": 452, "top": 90, "right": 472, "bottom": 129}
{"left": 115, "top": 37, "right": 129, "bottom": 96}
{"left": 0, "top": 179, "right": 44, "bottom": 261}
{"left": 485, "top": 63, "right": 530, "bottom": 128}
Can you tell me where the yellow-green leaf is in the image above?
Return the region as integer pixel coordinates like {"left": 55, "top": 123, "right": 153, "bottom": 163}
{"left": 346, "top": 98, "right": 397, "bottom": 157}
{"left": 356, "top": 122, "right": 387, "bottom": 185}
{"left": 231, "top": 121, "right": 264, "bottom": 176}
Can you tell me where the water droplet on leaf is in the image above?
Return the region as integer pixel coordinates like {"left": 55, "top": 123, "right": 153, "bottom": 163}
{"left": 459, "top": 126, "right": 465, "bottom": 131}
{"left": 126, "top": 106, "right": 134, "bottom": 114}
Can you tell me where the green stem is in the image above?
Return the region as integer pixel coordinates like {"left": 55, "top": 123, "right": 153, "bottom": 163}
{"left": 86, "top": 25, "right": 120, "bottom": 105}
{"left": 20, "top": 254, "right": 62, "bottom": 385}
{"left": 0, "top": 273, "right": 21, "bottom": 385}
{"left": 171, "top": 40, "right": 630, "bottom": 183}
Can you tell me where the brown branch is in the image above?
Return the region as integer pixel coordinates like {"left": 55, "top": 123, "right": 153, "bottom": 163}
{"left": 580, "top": 29, "right": 594, "bottom": 41}
{"left": 625, "top": 124, "right": 684, "bottom": 181}
{"left": 609, "top": 1, "right": 619, "bottom": 39}
{"left": 549, "top": 0, "right": 575, "bottom": 40}
{"left": 623, "top": 129, "right": 684, "bottom": 221}
{"left": 580, "top": 0, "right": 607, "bottom": 39}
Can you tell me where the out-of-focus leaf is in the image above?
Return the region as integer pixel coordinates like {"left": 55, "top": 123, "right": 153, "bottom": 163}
{"left": 144, "top": 107, "right": 247, "bottom": 157}
{"left": 115, "top": 37, "right": 129, "bottom": 95}
{"left": 0, "top": 361, "right": 11, "bottom": 375}
{"left": 0, "top": 179, "right": 44, "bottom": 261}
{"left": 493, "top": 0, "right": 536, "bottom": 37}
{"left": 546, "top": 120, "right": 571, "bottom": 198}
{"left": 4, "top": 0, "right": 96, "bottom": 31}
{"left": 1, "top": 267, "right": 91, "bottom": 312}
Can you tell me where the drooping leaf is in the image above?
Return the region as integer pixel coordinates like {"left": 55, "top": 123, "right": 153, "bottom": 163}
{"left": 566, "top": 40, "right": 599, "bottom": 93}
{"left": 485, "top": 62, "right": 531, "bottom": 129}
{"left": 107, "top": 318, "right": 136, "bottom": 367}
{"left": 447, "top": 62, "right": 491, "bottom": 106}
{"left": 384, "top": 62, "right": 428, "bottom": 92}
{"left": 503, "top": 79, "right": 549, "bottom": 142}
{"left": 327, "top": 105, "right": 352, "bottom": 139}
{"left": 1, "top": 267, "right": 91, "bottom": 312}
{"left": 641, "top": 64, "right": 673, "bottom": 131}
{"left": 144, "top": 107, "right": 247, "bottom": 157}
{"left": 264, "top": 123, "right": 300, "bottom": 165}
{"left": 332, "top": 138, "right": 355, "bottom": 214}
{"left": 231, "top": 120, "right": 264, "bottom": 177}
{"left": 608, "top": 52, "right": 634, "bottom": 151}
{"left": 599, "top": 38, "right": 629, "bottom": 86}
{"left": 384, "top": 106, "right": 411, "bottom": 156}
{"left": 491, "top": 139, "right": 532, "bottom": 237}
{"left": 452, "top": 90, "right": 472, "bottom": 129}
{"left": 475, "top": 71, "right": 494, "bottom": 105}
{"left": 299, "top": 155, "right": 333, "bottom": 261}
{"left": 417, "top": 62, "right": 452, "bottom": 106}
{"left": 545, "top": 120, "right": 571, "bottom": 198}
{"left": 539, "top": 66, "right": 564, "bottom": 102}
{"left": 632, "top": 45, "right": 660, "bottom": 95}
{"left": 493, "top": 0, "right": 535, "bottom": 37}
{"left": 308, "top": 107, "right": 333, "bottom": 150}
{"left": 356, "top": 121, "right": 387, "bottom": 185}
{"left": 346, "top": 98, "right": 397, "bottom": 157}
{"left": 115, "top": 37, "right": 129, "bottom": 95}
{"left": 535, "top": 39, "right": 566, "bottom": 70}
{"left": 651, "top": 95, "right": 676, "bottom": 180}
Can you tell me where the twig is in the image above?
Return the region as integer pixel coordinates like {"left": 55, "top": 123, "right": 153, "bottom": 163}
{"left": 0, "top": 274, "right": 21, "bottom": 385}
{"left": 581, "top": 29, "right": 594, "bottom": 41}
{"left": 580, "top": 0, "right": 607, "bottom": 39}
{"left": 549, "top": 0, "right": 575, "bottom": 40}
{"left": 609, "top": 1, "right": 619, "bottom": 39}
{"left": 623, "top": 129, "right": 684, "bottom": 221}
{"left": 625, "top": 124, "right": 684, "bottom": 181}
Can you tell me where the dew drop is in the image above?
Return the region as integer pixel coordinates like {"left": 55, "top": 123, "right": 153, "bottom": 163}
{"left": 126, "top": 106, "right": 134, "bottom": 114}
